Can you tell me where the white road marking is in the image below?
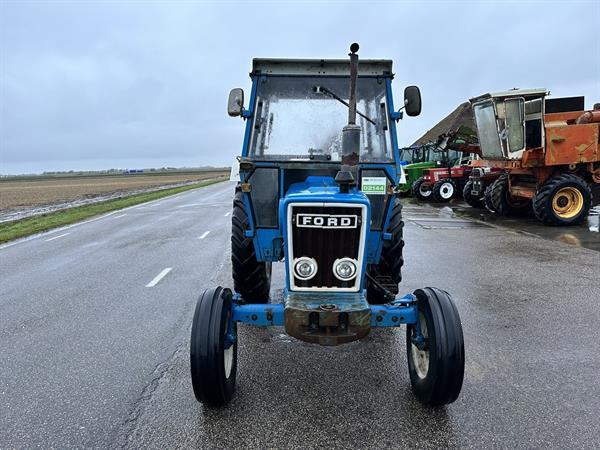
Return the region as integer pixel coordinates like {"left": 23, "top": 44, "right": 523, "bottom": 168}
{"left": 113, "top": 214, "right": 127, "bottom": 219}
{"left": 44, "top": 233, "right": 70, "bottom": 242}
{"left": 224, "top": 211, "right": 231, "bottom": 217}
{"left": 146, "top": 268, "right": 172, "bottom": 287}
{"left": 199, "top": 231, "right": 211, "bottom": 239}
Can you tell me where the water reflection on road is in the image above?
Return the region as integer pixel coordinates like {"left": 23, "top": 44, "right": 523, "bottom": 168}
{"left": 404, "top": 198, "right": 600, "bottom": 252}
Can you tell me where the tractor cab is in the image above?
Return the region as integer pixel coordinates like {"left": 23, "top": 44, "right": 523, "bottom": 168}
{"left": 470, "top": 88, "right": 547, "bottom": 160}
{"left": 227, "top": 48, "right": 421, "bottom": 282}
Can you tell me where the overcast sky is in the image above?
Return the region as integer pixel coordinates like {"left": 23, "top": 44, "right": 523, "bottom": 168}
{"left": 1, "top": 0, "right": 598, "bottom": 174}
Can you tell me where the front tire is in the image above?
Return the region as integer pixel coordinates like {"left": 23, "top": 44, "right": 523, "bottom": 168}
{"left": 367, "top": 198, "right": 404, "bottom": 305}
{"left": 490, "top": 174, "right": 531, "bottom": 216}
{"left": 462, "top": 180, "right": 485, "bottom": 208}
{"left": 412, "top": 177, "right": 433, "bottom": 201}
{"left": 406, "top": 287, "right": 464, "bottom": 406}
{"left": 484, "top": 183, "right": 497, "bottom": 212}
{"left": 231, "top": 190, "right": 271, "bottom": 302}
{"left": 190, "top": 287, "right": 237, "bottom": 407}
{"left": 432, "top": 179, "right": 457, "bottom": 203}
{"left": 532, "top": 173, "right": 592, "bottom": 226}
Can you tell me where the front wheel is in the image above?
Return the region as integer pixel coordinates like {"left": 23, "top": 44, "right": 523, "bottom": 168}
{"left": 484, "top": 183, "right": 497, "bottom": 212}
{"left": 412, "top": 177, "right": 432, "bottom": 201}
{"left": 432, "top": 179, "right": 457, "bottom": 203}
{"left": 532, "top": 173, "right": 592, "bottom": 226}
{"left": 490, "top": 174, "right": 531, "bottom": 216}
{"left": 406, "top": 287, "right": 464, "bottom": 406}
{"left": 463, "top": 180, "right": 485, "bottom": 208}
{"left": 190, "top": 286, "right": 237, "bottom": 407}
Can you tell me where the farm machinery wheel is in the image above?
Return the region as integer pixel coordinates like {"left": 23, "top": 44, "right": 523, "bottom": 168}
{"left": 406, "top": 287, "right": 464, "bottom": 406}
{"left": 462, "top": 180, "right": 485, "bottom": 208}
{"left": 532, "top": 173, "right": 592, "bottom": 226}
{"left": 367, "top": 198, "right": 404, "bottom": 305}
{"left": 232, "top": 190, "right": 271, "bottom": 303}
{"left": 432, "top": 179, "right": 457, "bottom": 203}
{"left": 490, "top": 174, "right": 531, "bottom": 216}
{"left": 412, "top": 177, "right": 433, "bottom": 201}
{"left": 190, "top": 287, "right": 237, "bottom": 407}
{"left": 484, "top": 183, "right": 497, "bottom": 212}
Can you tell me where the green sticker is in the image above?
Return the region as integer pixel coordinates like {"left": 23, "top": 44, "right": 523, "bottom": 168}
{"left": 361, "top": 177, "right": 386, "bottom": 195}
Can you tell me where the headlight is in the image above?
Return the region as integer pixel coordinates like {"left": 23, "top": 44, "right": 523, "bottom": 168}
{"left": 333, "top": 258, "right": 357, "bottom": 281}
{"left": 293, "top": 257, "right": 318, "bottom": 280}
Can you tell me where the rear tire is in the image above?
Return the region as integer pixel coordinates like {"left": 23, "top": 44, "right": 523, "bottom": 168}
{"left": 490, "top": 174, "right": 531, "bottom": 216}
{"left": 432, "top": 179, "right": 457, "bottom": 203}
{"left": 532, "top": 173, "right": 592, "bottom": 226}
{"left": 367, "top": 198, "right": 404, "bottom": 305}
{"left": 190, "top": 287, "right": 237, "bottom": 407}
{"left": 406, "top": 287, "right": 464, "bottom": 406}
{"left": 231, "top": 190, "right": 271, "bottom": 303}
{"left": 412, "top": 177, "right": 432, "bottom": 201}
{"left": 463, "top": 180, "right": 485, "bottom": 208}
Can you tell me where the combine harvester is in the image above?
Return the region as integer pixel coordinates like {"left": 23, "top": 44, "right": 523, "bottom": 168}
{"left": 469, "top": 90, "right": 600, "bottom": 225}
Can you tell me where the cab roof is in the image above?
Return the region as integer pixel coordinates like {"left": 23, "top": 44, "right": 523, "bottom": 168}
{"left": 470, "top": 88, "right": 548, "bottom": 104}
{"left": 251, "top": 58, "right": 393, "bottom": 77}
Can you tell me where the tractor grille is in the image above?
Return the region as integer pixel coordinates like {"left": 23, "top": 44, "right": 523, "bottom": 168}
{"left": 287, "top": 204, "right": 366, "bottom": 291}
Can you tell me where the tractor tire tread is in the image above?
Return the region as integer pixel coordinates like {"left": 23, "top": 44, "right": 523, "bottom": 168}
{"left": 231, "top": 191, "right": 271, "bottom": 302}
{"left": 532, "top": 173, "right": 592, "bottom": 225}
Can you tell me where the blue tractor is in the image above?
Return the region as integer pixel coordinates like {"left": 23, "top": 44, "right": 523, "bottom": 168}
{"left": 190, "top": 44, "right": 464, "bottom": 407}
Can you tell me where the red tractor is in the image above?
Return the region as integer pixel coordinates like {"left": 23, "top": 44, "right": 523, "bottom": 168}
{"left": 413, "top": 157, "right": 473, "bottom": 202}
{"left": 412, "top": 125, "right": 486, "bottom": 202}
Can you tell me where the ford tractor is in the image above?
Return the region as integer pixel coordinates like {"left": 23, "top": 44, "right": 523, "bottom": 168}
{"left": 469, "top": 89, "right": 600, "bottom": 225}
{"left": 190, "top": 44, "right": 464, "bottom": 408}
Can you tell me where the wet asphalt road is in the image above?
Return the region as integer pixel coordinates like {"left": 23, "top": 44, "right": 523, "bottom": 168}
{"left": 1, "top": 181, "right": 599, "bottom": 449}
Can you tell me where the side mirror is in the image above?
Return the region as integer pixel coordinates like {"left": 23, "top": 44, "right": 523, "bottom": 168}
{"left": 227, "top": 88, "right": 244, "bottom": 117}
{"left": 404, "top": 86, "right": 422, "bottom": 117}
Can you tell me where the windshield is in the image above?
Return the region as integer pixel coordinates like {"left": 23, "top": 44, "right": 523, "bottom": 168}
{"left": 249, "top": 76, "right": 393, "bottom": 162}
{"left": 473, "top": 101, "right": 504, "bottom": 158}
{"left": 400, "top": 147, "right": 433, "bottom": 164}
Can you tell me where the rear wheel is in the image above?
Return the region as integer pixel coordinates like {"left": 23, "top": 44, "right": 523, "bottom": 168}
{"left": 490, "top": 174, "right": 531, "bottom": 216}
{"left": 412, "top": 177, "right": 432, "bottom": 201}
{"left": 432, "top": 179, "right": 457, "bottom": 203}
{"left": 367, "top": 198, "right": 404, "bottom": 305}
{"left": 462, "top": 180, "right": 485, "bottom": 208}
{"left": 190, "top": 287, "right": 237, "bottom": 407}
{"left": 231, "top": 190, "right": 271, "bottom": 302}
{"left": 532, "top": 173, "right": 591, "bottom": 226}
{"left": 406, "top": 287, "right": 464, "bottom": 406}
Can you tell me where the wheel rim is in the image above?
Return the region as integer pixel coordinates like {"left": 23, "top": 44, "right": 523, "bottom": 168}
{"left": 552, "top": 187, "right": 584, "bottom": 219}
{"left": 411, "top": 313, "right": 429, "bottom": 379}
{"left": 223, "top": 316, "right": 234, "bottom": 379}
{"left": 419, "top": 184, "right": 432, "bottom": 197}
{"left": 440, "top": 182, "right": 454, "bottom": 199}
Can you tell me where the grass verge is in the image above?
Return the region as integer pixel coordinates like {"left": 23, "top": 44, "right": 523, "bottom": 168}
{"left": 0, "top": 177, "right": 227, "bottom": 244}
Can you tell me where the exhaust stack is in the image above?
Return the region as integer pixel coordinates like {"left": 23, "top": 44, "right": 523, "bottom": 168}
{"left": 336, "top": 43, "right": 361, "bottom": 193}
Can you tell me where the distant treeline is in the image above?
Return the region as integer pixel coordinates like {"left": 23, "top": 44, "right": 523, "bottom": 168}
{"left": 0, "top": 167, "right": 230, "bottom": 179}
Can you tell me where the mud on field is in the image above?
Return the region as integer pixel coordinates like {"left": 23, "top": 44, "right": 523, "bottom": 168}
{"left": 0, "top": 171, "right": 228, "bottom": 223}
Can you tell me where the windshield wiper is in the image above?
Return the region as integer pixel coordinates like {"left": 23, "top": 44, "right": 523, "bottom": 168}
{"left": 313, "top": 86, "right": 376, "bottom": 126}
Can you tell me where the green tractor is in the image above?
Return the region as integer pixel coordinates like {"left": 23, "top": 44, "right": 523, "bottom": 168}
{"left": 397, "top": 144, "right": 438, "bottom": 195}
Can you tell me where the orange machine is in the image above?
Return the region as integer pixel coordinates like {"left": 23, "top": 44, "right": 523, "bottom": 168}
{"left": 468, "top": 89, "right": 599, "bottom": 225}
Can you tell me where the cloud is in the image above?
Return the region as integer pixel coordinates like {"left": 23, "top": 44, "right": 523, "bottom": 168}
{"left": 0, "top": 0, "right": 598, "bottom": 174}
